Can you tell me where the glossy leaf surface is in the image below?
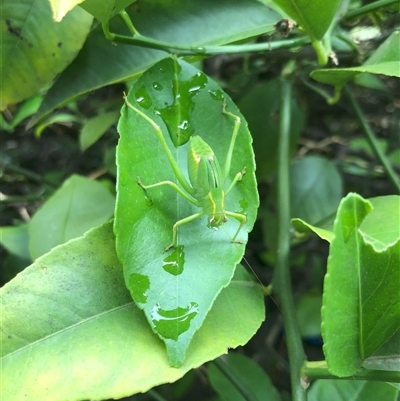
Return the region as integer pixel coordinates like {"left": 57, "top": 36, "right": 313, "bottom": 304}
{"left": 1, "top": 222, "right": 265, "bottom": 401}
{"left": 322, "top": 193, "right": 400, "bottom": 376}
{"left": 29, "top": 174, "right": 115, "bottom": 259}
{"left": 115, "top": 57, "right": 259, "bottom": 366}
{"left": 1, "top": 0, "right": 92, "bottom": 110}
{"left": 34, "top": 0, "right": 279, "bottom": 121}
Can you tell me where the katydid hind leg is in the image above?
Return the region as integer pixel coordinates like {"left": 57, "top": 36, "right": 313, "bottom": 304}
{"left": 225, "top": 211, "right": 247, "bottom": 243}
{"left": 222, "top": 101, "right": 242, "bottom": 181}
{"left": 123, "top": 93, "right": 194, "bottom": 196}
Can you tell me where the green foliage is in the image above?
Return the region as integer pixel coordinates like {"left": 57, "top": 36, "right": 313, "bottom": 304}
{"left": 322, "top": 193, "right": 400, "bottom": 376}
{"left": 1, "top": 0, "right": 92, "bottom": 109}
{"left": 271, "top": 0, "right": 342, "bottom": 64}
{"left": 115, "top": 57, "right": 259, "bottom": 366}
{"left": 308, "top": 380, "right": 399, "bottom": 401}
{"left": 208, "top": 353, "right": 281, "bottom": 401}
{"left": 311, "top": 31, "right": 400, "bottom": 102}
{"left": 1, "top": 222, "right": 264, "bottom": 400}
{"left": 32, "top": 0, "right": 280, "bottom": 123}
{"left": 29, "top": 174, "right": 115, "bottom": 259}
{"left": 1, "top": 0, "right": 399, "bottom": 400}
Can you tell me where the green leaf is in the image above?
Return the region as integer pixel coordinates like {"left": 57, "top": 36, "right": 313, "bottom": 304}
{"left": 290, "top": 156, "right": 343, "bottom": 225}
{"left": 115, "top": 57, "right": 259, "bottom": 367}
{"left": 48, "top": 0, "right": 86, "bottom": 22}
{"left": 1, "top": 222, "right": 265, "bottom": 401}
{"left": 237, "top": 79, "right": 305, "bottom": 181}
{"left": 34, "top": 112, "right": 81, "bottom": 138}
{"left": 359, "top": 195, "right": 400, "bottom": 252}
{"left": 296, "top": 293, "right": 322, "bottom": 337}
{"left": 311, "top": 31, "right": 400, "bottom": 87}
{"left": 322, "top": 193, "right": 400, "bottom": 376}
{"left": 270, "top": 0, "right": 342, "bottom": 63}
{"left": 208, "top": 353, "right": 281, "bottom": 401}
{"left": 33, "top": 0, "right": 280, "bottom": 121}
{"left": 0, "top": 0, "right": 92, "bottom": 110}
{"left": 80, "top": 111, "right": 119, "bottom": 151}
{"left": 309, "top": 380, "right": 399, "bottom": 401}
{"left": 271, "top": 0, "right": 341, "bottom": 40}
{"left": 364, "top": 328, "right": 400, "bottom": 373}
{"left": 29, "top": 174, "right": 115, "bottom": 259}
{"left": 0, "top": 223, "right": 31, "bottom": 260}
{"left": 291, "top": 195, "right": 399, "bottom": 246}
{"left": 80, "top": 0, "right": 136, "bottom": 23}
{"left": 9, "top": 95, "right": 43, "bottom": 128}
{"left": 291, "top": 218, "right": 334, "bottom": 242}
{"left": 264, "top": 156, "right": 341, "bottom": 249}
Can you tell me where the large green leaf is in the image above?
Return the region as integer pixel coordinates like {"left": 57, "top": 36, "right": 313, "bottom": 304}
{"left": 0, "top": 0, "right": 92, "bottom": 110}
{"left": 29, "top": 174, "right": 115, "bottom": 259}
{"left": 79, "top": 110, "right": 120, "bottom": 151}
{"left": 80, "top": 0, "right": 136, "bottom": 23}
{"left": 0, "top": 223, "right": 31, "bottom": 260}
{"left": 263, "top": 156, "right": 341, "bottom": 250}
{"left": 48, "top": 0, "right": 86, "bottom": 21}
{"left": 322, "top": 193, "right": 400, "bottom": 376}
{"left": 208, "top": 353, "right": 281, "bottom": 401}
{"left": 270, "top": 0, "right": 342, "bottom": 63}
{"left": 359, "top": 195, "right": 400, "bottom": 252}
{"left": 115, "top": 57, "right": 259, "bottom": 367}
{"left": 34, "top": 0, "right": 280, "bottom": 122}
{"left": 49, "top": 0, "right": 135, "bottom": 22}
{"left": 311, "top": 31, "right": 400, "bottom": 87}
{"left": 1, "top": 222, "right": 265, "bottom": 401}
{"left": 237, "top": 79, "right": 305, "bottom": 181}
{"left": 291, "top": 195, "right": 399, "bottom": 245}
{"left": 289, "top": 156, "right": 342, "bottom": 225}
{"left": 309, "top": 380, "right": 398, "bottom": 401}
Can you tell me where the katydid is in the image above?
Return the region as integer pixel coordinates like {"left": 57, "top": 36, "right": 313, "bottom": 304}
{"left": 123, "top": 93, "right": 247, "bottom": 251}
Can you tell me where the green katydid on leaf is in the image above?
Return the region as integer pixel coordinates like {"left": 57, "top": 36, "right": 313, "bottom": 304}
{"left": 124, "top": 95, "right": 247, "bottom": 251}
{"left": 115, "top": 57, "right": 259, "bottom": 367}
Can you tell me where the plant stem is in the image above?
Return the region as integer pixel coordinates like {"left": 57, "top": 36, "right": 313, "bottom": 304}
{"left": 102, "top": 12, "right": 310, "bottom": 56}
{"left": 2, "top": 163, "right": 58, "bottom": 188}
{"left": 275, "top": 78, "right": 307, "bottom": 400}
{"left": 305, "top": 361, "right": 400, "bottom": 383}
{"left": 344, "top": 0, "right": 399, "bottom": 20}
{"left": 344, "top": 85, "right": 400, "bottom": 193}
{"left": 311, "top": 39, "right": 328, "bottom": 66}
{"left": 213, "top": 358, "right": 259, "bottom": 401}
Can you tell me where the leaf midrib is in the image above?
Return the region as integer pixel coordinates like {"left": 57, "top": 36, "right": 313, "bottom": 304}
{"left": 1, "top": 301, "right": 134, "bottom": 360}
